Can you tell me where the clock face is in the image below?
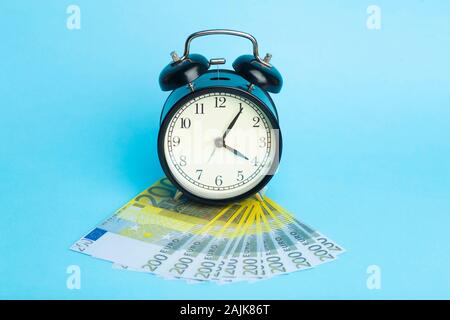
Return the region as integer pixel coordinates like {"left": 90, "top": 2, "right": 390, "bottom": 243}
{"left": 160, "top": 89, "right": 279, "bottom": 201}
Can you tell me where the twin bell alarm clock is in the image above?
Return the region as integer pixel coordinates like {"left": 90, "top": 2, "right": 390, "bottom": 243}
{"left": 157, "top": 29, "right": 283, "bottom": 205}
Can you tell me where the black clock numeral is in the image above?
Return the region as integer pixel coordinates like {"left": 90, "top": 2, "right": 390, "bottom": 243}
{"left": 195, "top": 169, "right": 203, "bottom": 180}
{"left": 180, "top": 118, "right": 191, "bottom": 129}
{"left": 237, "top": 170, "right": 244, "bottom": 181}
{"left": 179, "top": 155, "right": 187, "bottom": 166}
{"left": 258, "top": 137, "right": 266, "bottom": 148}
{"left": 250, "top": 156, "right": 259, "bottom": 167}
{"left": 215, "top": 175, "right": 223, "bottom": 186}
{"left": 172, "top": 136, "right": 181, "bottom": 147}
{"left": 253, "top": 116, "right": 260, "bottom": 127}
{"left": 195, "top": 103, "right": 204, "bottom": 114}
{"left": 215, "top": 97, "right": 226, "bottom": 108}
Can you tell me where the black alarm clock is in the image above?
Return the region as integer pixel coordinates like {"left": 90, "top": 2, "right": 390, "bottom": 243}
{"left": 157, "top": 29, "right": 283, "bottom": 204}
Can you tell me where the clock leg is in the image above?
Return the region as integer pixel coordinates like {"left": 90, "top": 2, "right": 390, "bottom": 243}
{"left": 255, "top": 186, "right": 268, "bottom": 202}
{"left": 260, "top": 186, "right": 268, "bottom": 195}
{"left": 256, "top": 193, "right": 264, "bottom": 202}
{"left": 173, "top": 190, "right": 183, "bottom": 201}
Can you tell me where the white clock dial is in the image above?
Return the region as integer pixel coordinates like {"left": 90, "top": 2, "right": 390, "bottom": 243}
{"left": 163, "top": 91, "right": 279, "bottom": 200}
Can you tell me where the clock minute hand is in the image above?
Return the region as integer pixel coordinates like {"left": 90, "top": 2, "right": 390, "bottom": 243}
{"left": 223, "top": 144, "right": 249, "bottom": 161}
{"left": 222, "top": 105, "right": 243, "bottom": 142}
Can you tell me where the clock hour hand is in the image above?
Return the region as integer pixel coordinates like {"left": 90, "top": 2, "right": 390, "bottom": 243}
{"left": 222, "top": 105, "right": 243, "bottom": 142}
{"left": 223, "top": 144, "right": 249, "bottom": 161}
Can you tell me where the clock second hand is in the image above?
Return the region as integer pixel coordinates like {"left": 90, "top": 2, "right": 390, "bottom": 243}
{"left": 207, "top": 137, "right": 224, "bottom": 163}
{"left": 206, "top": 145, "right": 217, "bottom": 163}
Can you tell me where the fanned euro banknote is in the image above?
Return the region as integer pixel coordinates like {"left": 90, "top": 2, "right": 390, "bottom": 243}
{"left": 70, "top": 177, "right": 345, "bottom": 283}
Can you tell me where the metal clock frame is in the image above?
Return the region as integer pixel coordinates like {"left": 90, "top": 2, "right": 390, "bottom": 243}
{"left": 157, "top": 71, "right": 282, "bottom": 205}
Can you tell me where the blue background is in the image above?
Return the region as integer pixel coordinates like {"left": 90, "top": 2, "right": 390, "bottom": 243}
{"left": 1, "top": 0, "right": 449, "bottom": 299}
